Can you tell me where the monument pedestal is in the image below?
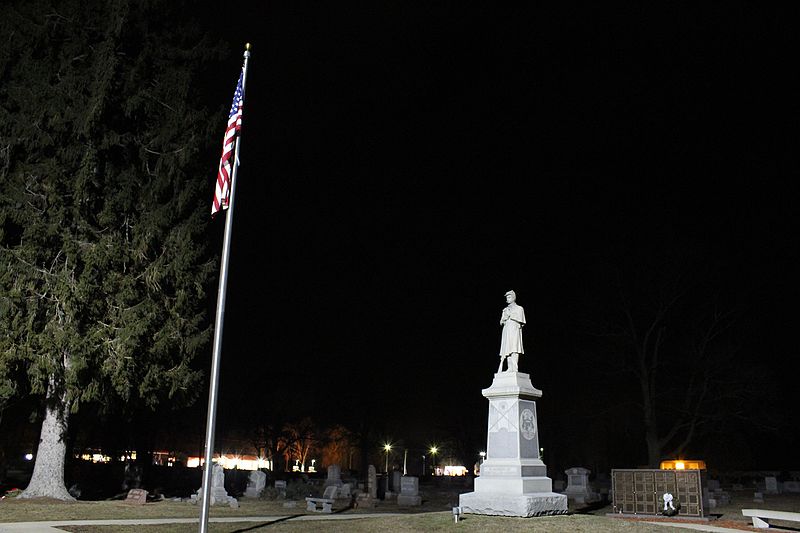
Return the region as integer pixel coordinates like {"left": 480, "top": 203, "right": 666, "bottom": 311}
{"left": 459, "top": 372, "right": 567, "bottom": 517}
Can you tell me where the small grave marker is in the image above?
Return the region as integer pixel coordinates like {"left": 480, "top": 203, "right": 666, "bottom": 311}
{"left": 125, "top": 488, "right": 148, "bottom": 505}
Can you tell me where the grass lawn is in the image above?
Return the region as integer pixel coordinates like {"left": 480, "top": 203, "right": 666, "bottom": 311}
{"left": 5, "top": 491, "right": 800, "bottom": 532}
{"left": 55, "top": 513, "right": 684, "bottom": 533}
{"left": 0, "top": 498, "right": 299, "bottom": 522}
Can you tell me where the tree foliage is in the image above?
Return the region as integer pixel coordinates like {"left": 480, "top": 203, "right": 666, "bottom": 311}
{"left": 0, "top": 0, "right": 220, "bottom": 424}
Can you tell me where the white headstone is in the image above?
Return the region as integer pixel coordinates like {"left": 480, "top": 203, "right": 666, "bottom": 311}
{"left": 209, "top": 464, "right": 229, "bottom": 506}
{"left": 244, "top": 470, "right": 267, "bottom": 498}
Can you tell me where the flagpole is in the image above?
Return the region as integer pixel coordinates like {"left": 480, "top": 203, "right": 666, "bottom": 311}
{"left": 199, "top": 43, "right": 251, "bottom": 533}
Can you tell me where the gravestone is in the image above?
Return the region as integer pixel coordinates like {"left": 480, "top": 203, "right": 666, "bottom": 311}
{"left": 397, "top": 476, "right": 422, "bottom": 506}
{"left": 210, "top": 464, "right": 230, "bottom": 506}
{"left": 356, "top": 465, "right": 378, "bottom": 508}
{"left": 765, "top": 476, "right": 779, "bottom": 494}
{"left": 783, "top": 481, "right": 800, "bottom": 493}
{"left": 714, "top": 491, "right": 731, "bottom": 505}
{"left": 124, "top": 488, "right": 148, "bottom": 505}
{"left": 390, "top": 471, "right": 402, "bottom": 495}
{"left": 244, "top": 470, "right": 267, "bottom": 498}
{"left": 368, "top": 465, "right": 378, "bottom": 499}
{"left": 563, "top": 467, "right": 599, "bottom": 504}
{"left": 274, "top": 480, "right": 287, "bottom": 498}
{"left": 324, "top": 464, "right": 342, "bottom": 489}
{"left": 754, "top": 491, "right": 764, "bottom": 503}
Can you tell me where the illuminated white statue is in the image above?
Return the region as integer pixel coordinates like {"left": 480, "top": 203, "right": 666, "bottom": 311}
{"left": 498, "top": 290, "right": 526, "bottom": 372}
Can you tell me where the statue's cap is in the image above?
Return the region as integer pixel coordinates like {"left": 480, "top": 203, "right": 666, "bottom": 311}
{"left": 505, "top": 290, "right": 516, "bottom": 297}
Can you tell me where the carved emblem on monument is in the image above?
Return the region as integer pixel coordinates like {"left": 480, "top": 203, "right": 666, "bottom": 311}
{"left": 489, "top": 401, "right": 516, "bottom": 432}
{"left": 520, "top": 408, "right": 536, "bottom": 440}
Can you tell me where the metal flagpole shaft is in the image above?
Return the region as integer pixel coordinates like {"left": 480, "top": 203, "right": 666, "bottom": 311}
{"left": 199, "top": 43, "right": 251, "bottom": 533}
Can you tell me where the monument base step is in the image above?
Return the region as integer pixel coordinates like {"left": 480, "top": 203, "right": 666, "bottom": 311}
{"left": 459, "top": 491, "right": 568, "bottom": 517}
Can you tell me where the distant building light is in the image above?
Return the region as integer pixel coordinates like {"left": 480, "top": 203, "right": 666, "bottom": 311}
{"left": 186, "top": 454, "right": 272, "bottom": 471}
{"left": 660, "top": 459, "right": 706, "bottom": 470}
{"left": 443, "top": 465, "right": 468, "bottom": 476}
{"left": 24, "top": 453, "right": 33, "bottom": 461}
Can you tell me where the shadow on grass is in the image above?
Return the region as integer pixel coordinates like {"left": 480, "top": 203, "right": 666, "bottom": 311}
{"left": 572, "top": 500, "right": 610, "bottom": 514}
{"left": 229, "top": 515, "right": 302, "bottom": 532}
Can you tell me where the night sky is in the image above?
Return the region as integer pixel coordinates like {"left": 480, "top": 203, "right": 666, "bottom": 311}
{"left": 193, "top": 3, "right": 798, "bottom": 469}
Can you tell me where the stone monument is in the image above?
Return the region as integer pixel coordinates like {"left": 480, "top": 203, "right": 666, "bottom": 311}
{"left": 765, "top": 476, "right": 779, "bottom": 494}
{"left": 397, "top": 476, "right": 422, "bottom": 506}
{"left": 210, "top": 463, "right": 229, "bottom": 505}
{"left": 368, "top": 465, "right": 378, "bottom": 499}
{"left": 244, "top": 470, "right": 267, "bottom": 498}
{"left": 356, "top": 465, "right": 378, "bottom": 508}
{"left": 459, "top": 291, "right": 567, "bottom": 517}
{"left": 191, "top": 463, "right": 237, "bottom": 507}
{"left": 324, "top": 464, "right": 343, "bottom": 489}
{"left": 563, "top": 467, "right": 599, "bottom": 504}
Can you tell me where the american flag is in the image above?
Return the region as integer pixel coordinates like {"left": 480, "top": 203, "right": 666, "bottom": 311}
{"left": 212, "top": 69, "right": 245, "bottom": 216}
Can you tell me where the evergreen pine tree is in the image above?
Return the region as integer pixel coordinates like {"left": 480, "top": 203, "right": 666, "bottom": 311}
{"left": 0, "top": 0, "right": 221, "bottom": 498}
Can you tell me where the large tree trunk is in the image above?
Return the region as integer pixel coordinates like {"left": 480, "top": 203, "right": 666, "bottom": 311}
{"left": 19, "top": 382, "right": 74, "bottom": 500}
{"left": 645, "top": 429, "right": 662, "bottom": 468}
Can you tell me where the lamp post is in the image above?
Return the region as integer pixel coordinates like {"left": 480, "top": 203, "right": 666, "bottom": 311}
{"left": 429, "top": 446, "right": 438, "bottom": 476}
{"left": 383, "top": 443, "right": 392, "bottom": 473}
{"left": 422, "top": 454, "right": 426, "bottom": 476}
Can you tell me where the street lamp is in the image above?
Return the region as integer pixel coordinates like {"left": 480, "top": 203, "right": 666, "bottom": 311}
{"left": 422, "top": 454, "right": 426, "bottom": 476}
{"left": 479, "top": 451, "right": 486, "bottom": 463}
{"left": 429, "top": 445, "right": 439, "bottom": 475}
{"left": 383, "top": 443, "right": 392, "bottom": 473}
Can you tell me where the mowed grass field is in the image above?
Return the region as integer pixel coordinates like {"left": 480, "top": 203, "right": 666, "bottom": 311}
{"left": 4, "top": 491, "right": 800, "bottom": 532}
{"left": 57, "top": 513, "right": 686, "bottom": 533}
{"left": 0, "top": 498, "right": 686, "bottom": 532}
